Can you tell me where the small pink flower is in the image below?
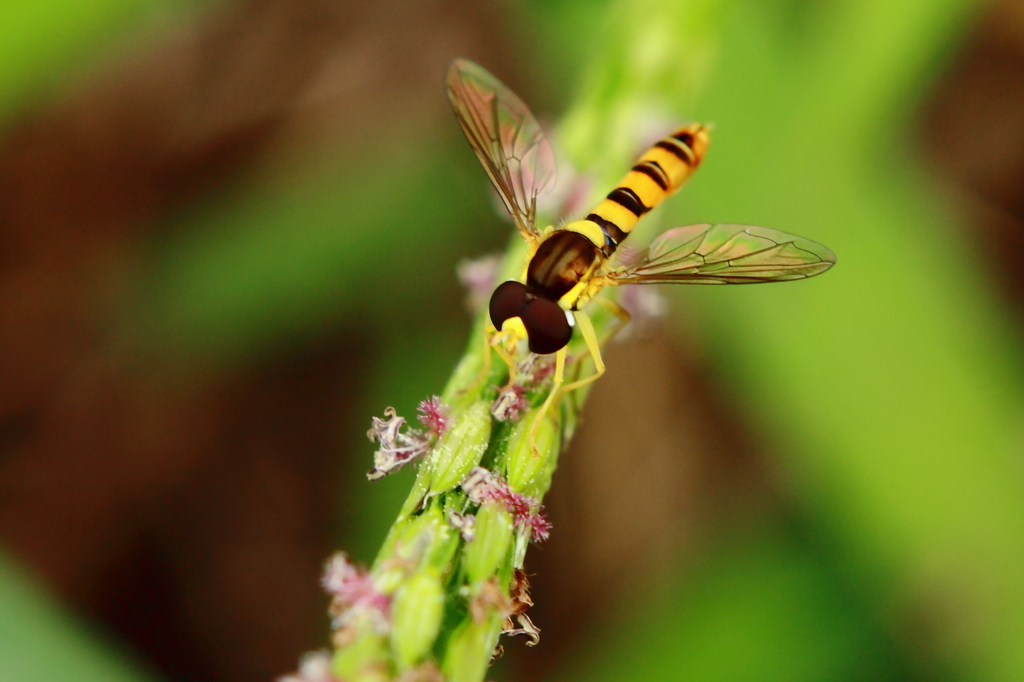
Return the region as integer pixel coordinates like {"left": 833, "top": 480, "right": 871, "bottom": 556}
{"left": 417, "top": 396, "right": 450, "bottom": 437}
{"left": 523, "top": 513, "right": 552, "bottom": 543}
{"left": 448, "top": 510, "right": 476, "bottom": 542}
{"left": 491, "top": 355, "right": 556, "bottom": 422}
{"left": 322, "top": 554, "right": 389, "bottom": 634}
{"left": 461, "top": 468, "right": 552, "bottom": 543}
{"left": 366, "top": 398, "right": 451, "bottom": 480}
{"left": 457, "top": 255, "right": 502, "bottom": 312}
{"left": 366, "top": 408, "right": 431, "bottom": 480}
{"left": 529, "top": 355, "right": 557, "bottom": 383}
{"left": 492, "top": 385, "right": 528, "bottom": 422}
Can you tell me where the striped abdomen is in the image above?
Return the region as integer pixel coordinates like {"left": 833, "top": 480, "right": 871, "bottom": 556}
{"left": 571, "top": 123, "right": 708, "bottom": 256}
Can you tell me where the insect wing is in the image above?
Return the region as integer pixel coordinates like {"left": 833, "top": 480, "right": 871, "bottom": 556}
{"left": 611, "top": 224, "right": 836, "bottom": 284}
{"left": 446, "top": 59, "right": 556, "bottom": 244}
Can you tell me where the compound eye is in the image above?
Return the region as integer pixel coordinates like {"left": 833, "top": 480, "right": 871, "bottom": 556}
{"left": 521, "top": 298, "right": 573, "bottom": 355}
{"left": 489, "top": 280, "right": 528, "bottom": 330}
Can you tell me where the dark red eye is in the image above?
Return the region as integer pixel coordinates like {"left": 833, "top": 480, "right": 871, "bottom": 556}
{"left": 521, "top": 298, "right": 573, "bottom": 355}
{"left": 489, "top": 280, "right": 528, "bottom": 330}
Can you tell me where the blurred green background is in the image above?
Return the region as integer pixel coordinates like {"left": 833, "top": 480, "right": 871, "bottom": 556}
{"left": 2, "top": 0, "right": 1024, "bottom": 680}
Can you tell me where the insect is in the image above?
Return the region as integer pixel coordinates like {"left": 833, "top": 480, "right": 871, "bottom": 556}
{"left": 446, "top": 58, "right": 835, "bottom": 425}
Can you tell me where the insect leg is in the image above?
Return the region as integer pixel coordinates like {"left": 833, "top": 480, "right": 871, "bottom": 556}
{"left": 492, "top": 334, "right": 518, "bottom": 389}
{"left": 462, "top": 326, "right": 495, "bottom": 396}
{"left": 560, "top": 309, "right": 605, "bottom": 394}
{"left": 595, "top": 297, "right": 632, "bottom": 345}
{"left": 463, "top": 324, "right": 517, "bottom": 396}
{"left": 529, "top": 347, "right": 566, "bottom": 455}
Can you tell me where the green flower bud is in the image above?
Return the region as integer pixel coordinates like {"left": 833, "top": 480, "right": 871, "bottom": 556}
{"left": 391, "top": 507, "right": 443, "bottom": 561}
{"left": 377, "top": 505, "right": 459, "bottom": 592}
{"left": 400, "top": 462, "right": 434, "bottom": 516}
{"left": 373, "top": 559, "right": 402, "bottom": 596}
{"left": 504, "top": 407, "right": 560, "bottom": 498}
{"left": 463, "top": 501, "right": 514, "bottom": 584}
{"left": 332, "top": 634, "right": 388, "bottom": 682}
{"left": 375, "top": 512, "right": 435, "bottom": 592}
{"left": 442, "top": 611, "right": 503, "bottom": 682}
{"left": 390, "top": 571, "right": 445, "bottom": 669}
{"left": 426, "top": 400, "right": 492, "bottom": 495}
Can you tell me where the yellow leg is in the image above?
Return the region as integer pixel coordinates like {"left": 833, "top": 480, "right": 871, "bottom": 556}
{"left": 528, "top": 347, "right": 566, "bottom": 454}
{"left": 464, "top": 324, "right": 517, "bottom": 396}
{"left": 492, "top": 336, "right": 518, "bottom": 389}
{"left": 596, "top": 297, "right": 632, "bottom": 338}
{"left": 559, "top": 309, "right": 605, "bottom": 393}
{"left": 527, "top": 307, "right": 619, "bottom": 452}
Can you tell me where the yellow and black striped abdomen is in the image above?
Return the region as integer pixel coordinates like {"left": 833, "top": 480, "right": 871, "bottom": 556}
{"left": 568, "top": 123, "right": 709, "bottom": 256}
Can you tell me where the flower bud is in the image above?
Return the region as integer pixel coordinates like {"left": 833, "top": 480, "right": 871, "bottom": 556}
{"left": 504, "top": 407, "right": 560, "bottom": 498}
{"left": 425, "top": 400, "right": 492, "bottom": 495}
{"left": 442, "top": 611, "right": 503, "bottom": 682}
{"left": 377, "top": 506, "right": 458, "bottom": 592}
{"left": 463, "top": 501, "right": 514, "bottom": 584}
{"left": 331, "top": 634, "right": 388, "bottom": 682}
{"left": 390, "top": 571, "right": 445, "bottom": 669}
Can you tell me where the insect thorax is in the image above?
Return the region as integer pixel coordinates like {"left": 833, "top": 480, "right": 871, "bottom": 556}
{"left": 526, "top": 231, "right": 600, "bottom": 303}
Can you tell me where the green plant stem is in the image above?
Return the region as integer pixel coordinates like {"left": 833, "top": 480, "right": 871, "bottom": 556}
{"left": 328, "top": 234, "right": 614, "bottom": 682}
{"left": 315, "top": 3, "right": 728, "bottom": 680}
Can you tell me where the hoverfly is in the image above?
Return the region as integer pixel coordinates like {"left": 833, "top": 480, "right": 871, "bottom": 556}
{"left": 446, "top": 58, "right": 835, "bottom": 423}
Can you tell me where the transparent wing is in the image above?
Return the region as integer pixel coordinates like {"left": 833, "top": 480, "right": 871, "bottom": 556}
{"left": 446, "top": 58, "right": 556, "bottom": 245}
{"left": 609, "top": 224, "right": 836, "bottom": 285}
